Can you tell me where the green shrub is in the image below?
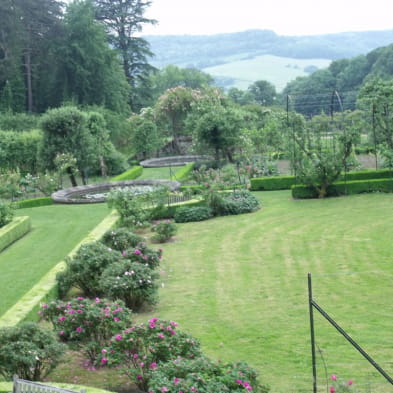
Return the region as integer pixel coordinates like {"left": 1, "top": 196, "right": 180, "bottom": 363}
{"left": 100, "top": 260, "right": 159, "bottom": 310}
{"left": 292, "top": 178, "right": 393, "bottom": 199}
{"left": 122, "top": 244, "right": 162, "bottom": 270}
{"left": 102, "top": 318, "right": 202, "bottom": 391}
{"left": 148, "top": 357, "right": 270, "bottom": 393}
{"left": 0, "top": 216, "right": 31, "bottom": 253}
{"left": 250, "top": 175, "right": 296, "bottom": 191}
{"left": 343, "top": 168, "right": 393, "bottom": 181}
{"left": 151, "top": 220, "right": 177, "bottom": 243}
{"left": 57, "top": 242, "right": 123, "bottom": 298}
{"left": 220, "top": 189, "right": 261, "bottom": 215}
{"left": 0, "top": 201, "right": 14, "bottom": 228}
{"left": 100, "top": 228, "right": 144, "bottom": 251}
{"left": 103, "top": 146, "right": 128, "bottom": 176}
{"left": 110, "top": 165, "right": 143, "bottom": 181}
{"left": 179, "top": 184, "right": 204, "bottom": 195}
{"left": 174, "top": 206, "right": 213, "bottom": 222}
{"left": 0, "top": 112, "right": 39, "bottom": 132}
{"left": 0, "top": 322, "right": 65, "bottom": 381}
{"left": 40, "top": 297, "right": 133, "bottom": 363}
{"left": 14, "top": 197, "right": 54, "bottom": 209}
{"left": 154, "top": 199, "right": 206, "bottom": 219}
{"left": 172, "top": 162, "right": 195, "bottom": 182}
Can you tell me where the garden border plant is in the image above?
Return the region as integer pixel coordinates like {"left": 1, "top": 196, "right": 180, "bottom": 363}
{"left": 0, "top": 216, "right": 31, "bottom": 253}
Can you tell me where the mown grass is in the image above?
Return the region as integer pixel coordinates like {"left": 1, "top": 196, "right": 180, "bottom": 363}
{"left": 138, "top": 191, "right": 393, "bottom": 393}
{"left": 0, "top": 203, "right": 109, "bottom": 317}
{"left": 138, "top": 167, "right": 173, "bottom": 180}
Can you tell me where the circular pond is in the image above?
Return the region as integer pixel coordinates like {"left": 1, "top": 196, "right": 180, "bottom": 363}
{"left": 51, "top": 179, "right": 180, "bottom": 204}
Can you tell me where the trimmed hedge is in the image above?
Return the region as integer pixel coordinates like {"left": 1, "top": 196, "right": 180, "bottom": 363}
{"left": 14, "top": 197, "right": 54, "bottom": 209}
{"left": 292, "top": 178, "right": 393, "bottom": 199}
{"left": 110, "top": 165, "right": 143, "bottom": 181}
{"left": 251, "top": 169, "right": 393, "bottom": 191}
{"left": 0, "top": 216, "right": 31, "bottom": 253}
{"left": 0, "top": 211, "right": 119, "bottom": 327}
{"left": 250, "top": 176, "right": 296, "bottom": 191}
{"left": 153, "top": 199, "right": 206, "bottom": 219}
{"left": 172, "top": 162, "right": 195, "bottom": 182}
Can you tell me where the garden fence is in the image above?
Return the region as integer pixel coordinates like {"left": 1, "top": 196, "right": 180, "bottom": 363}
{"left": 12, "top": 376, "right": 85, "bottom": 393}
{"left": 307, "top": 273, "right": 393, "bottom": 393}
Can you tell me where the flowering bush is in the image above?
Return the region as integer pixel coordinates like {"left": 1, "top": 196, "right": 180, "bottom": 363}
{"left": 122, "top": 243, "right": 163, "bottom": 270}
{"left": 56, "top": 242, "right": 123, "bottom": 297}
{"left": 100, "top": 260, "right": 159, "bottom": 310}
{"left": 147, "top": 357, "right": 270, "bottom": 393}
{"left": 0, "top": 322, "right": 65, "bottom": 381}
{"left": 0, "top": 200, "right": 13, "bottom": 228}
{"left": 151, "top": 220, "right": 177, "bottom": 243}
{"left": 101, "top": 227, "right": 144, "bottom": 251}
{"left": 329, "top": 374, "right": 355, "bottom": 393}
{"left": 39, "top": 297, "right": 132, "bottom": 363}
{"left": 101, "top": 318, "right": 202, "bottom": 390}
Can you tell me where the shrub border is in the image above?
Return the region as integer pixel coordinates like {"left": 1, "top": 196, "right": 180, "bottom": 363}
{"left": 0, "top": 216, "right": 31, "bottom": 253}
{"left": 14, "top": 197, "right": 54, "bottom": 209}
{"left": 0, "top": 211, "right": 119, "bottom": 327}
{"left": 110, "top": 165, "right": 143, "bottom": 181}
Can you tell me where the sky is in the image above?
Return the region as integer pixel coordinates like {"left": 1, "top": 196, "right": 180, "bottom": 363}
{"left": 142, "top": 0, "right": 393, "bottom": 36}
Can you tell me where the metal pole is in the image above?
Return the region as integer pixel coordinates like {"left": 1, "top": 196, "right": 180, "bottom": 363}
{"left": 311, "top": 299, "right": 393, "bottom": 385}
{"left": 308, "top": 273, "right": 318, "bottom": 393}
{"left": 372, "top": 104, "right": 378, "bottom": 170}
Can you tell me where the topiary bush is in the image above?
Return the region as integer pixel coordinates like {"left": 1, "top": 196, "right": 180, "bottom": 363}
{"left": 100, "top": 227, "right": 144, "bottom": 251}
{"left": 0, "top": 322, "right": 65, "bottom": 381}
{"left": 174, "top": 206, "right": 212, "bottom": 223}
{"left": 40, "top": 297, "right": 133, "bottom": 363}
{"left": 99, "top": 260, "right": 159, "bottom": 310}
{"left": 57, "top": 242, "right": 123, "bottom": 298}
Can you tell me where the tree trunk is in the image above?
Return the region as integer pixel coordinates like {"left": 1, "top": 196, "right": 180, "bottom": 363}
{"left": 99, "top": 156, "right": 107, "bottom": 179}
{"left": 24, "top": 48, "right": 33, "bottom": 112}
{"left": 67, "top": 167, "right": 78, "bottom": 187}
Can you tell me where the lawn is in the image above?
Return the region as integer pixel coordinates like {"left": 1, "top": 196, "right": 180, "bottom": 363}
{"left": 137, "top": 190, "right": 393, "bottom": 393}
{"left": 0, "top": 203, "right": 110, "bottom": 318}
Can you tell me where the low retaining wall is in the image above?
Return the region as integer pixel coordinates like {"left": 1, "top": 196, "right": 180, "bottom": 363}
{"left": 51, "top": 180, "right": 180, "bottom": 204}
{"left": 140, "top": 155, "right": 211, "bottom": 168}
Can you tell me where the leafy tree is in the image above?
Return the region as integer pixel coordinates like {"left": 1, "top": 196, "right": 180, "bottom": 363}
{"left": 227, "top": 87, "right": 255, "bottom": 105}
{"left": 53, "top": 0, "right": 129, "bottom": 114}
{"left": 40, "top": 106, "right": 94, "bottom": 186}
{"left": 358, "top": 78, "right": 393, "bottom": 166}
{"left": 93, "top": 0, "right": 156, "bottom": 110}
{"left": 290, "top": 113, "right": 359, "bottom": 198}
{"left": 248, "top": 80, "right": 277, "bottom": 106}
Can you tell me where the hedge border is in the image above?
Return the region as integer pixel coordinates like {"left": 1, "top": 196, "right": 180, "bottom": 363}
{"left": 110, "top": 165, "right": 143, "bottom": 181}
{"left": 171, "top": 162, "right": 195, "bottom": 182}
{"left": 292, "top": 178, "right": 393, "bottom": 199}
{"left": 0, "top": 216, "right": 31, "bottom": 253}
{"left": 0, "top": 381, "right": 115, "bottom": 393}
{"left": 0, "top": 210, "right": 119, "bottom": 327}
{"left": 14, "top": 197, "right": 54, "bottom": 209}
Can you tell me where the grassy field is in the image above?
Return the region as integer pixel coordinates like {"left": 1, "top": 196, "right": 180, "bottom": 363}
{"left": 138, "top": 166, "right": 181, "bottom": 180}
{"left": 203, "top": 54, "right": 332, "bottom": 91}
{"left": 0, "top": 203, "right": 109, "bottom": 317}
{"left": 136, "top": 190, "right": 393, "bottom": 393}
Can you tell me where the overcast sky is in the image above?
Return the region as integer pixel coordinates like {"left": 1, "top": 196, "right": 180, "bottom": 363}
{"left": 142, "top": 0, "right": 393, "bottom": 36}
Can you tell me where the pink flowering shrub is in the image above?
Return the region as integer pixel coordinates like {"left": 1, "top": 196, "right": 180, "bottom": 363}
{"left": 122, "top": 243, "right": 163, "bottom": 270}
{"left": 101, "top": 318, "right": 202, "bottom": 391}
{"left": 101, "top": 228, "right": 144, "bottom": 251}
{"left": 40, "top": 297, "right": 132, "bottom": 363}
{"left": 151, "top": 220, "right": 177, "bottom": 243}
{"left": 329, "top": 374, "right": 355, "bottom": 393}
{"left": 147, "top": 357, "right": 270, "bottom": 393}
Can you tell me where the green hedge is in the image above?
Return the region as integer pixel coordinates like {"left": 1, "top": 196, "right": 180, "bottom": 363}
{"left": 251, "top": 169, "right": 393, "bottom": 191}
{"left": 0, "top": 216, "right": 31, "bottom": 253}
{"left": 172, "top": 162, "right": 195, "bottom": 182}
{"left": 14, "top": 197, "right": 54, "bottom": 209}
{"left": 110, "top": 165, "right": 143, "bottom": 181}
{"left": 250, "top": 175, "right": 296, "bottom": 191}
{"left": 292, "top": 178, "right": 393, "bottom": 199}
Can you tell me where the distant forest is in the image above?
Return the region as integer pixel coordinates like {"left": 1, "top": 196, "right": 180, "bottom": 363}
{"left": 145, "top": 29, "right": 393, "bottom": 68}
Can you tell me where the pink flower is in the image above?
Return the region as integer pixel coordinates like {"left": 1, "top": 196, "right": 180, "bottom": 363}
{"left": 115, "top": 334, "right": 122, "bottom": 341}
{"left": 139, "top": 362, "right": 145, "bottom": 367}
{"left": 58, "top": 316, "right": 66, "bottom": 322}
{"left": 158, "top": 333, "right": 165, "bottom": 339}
{"left": 173, "top": 378, "right": 179, "bottom": 385}
{"left": 133, "top": 353, "right": 139, "bottom": 359}
{"left": 348, "top": 380, "right": 353, "bottom": 386}
{"left": 76, "top": 327, "right": 83, "bottom": 333}
{"left": 236, "top": 379, "right": 243, "bottom": 385}
{"left": 101, "top": 358, "right": 108, "bottom": 365}
{"left": 330, "top": 387, "right": 335, "bottom": 393}
{"left": 77, "top": 309, "right": 83, "bottom": 313}
{"left": 190, "top": 387, "right": 196, "bottom": 392}
{"left": 77, "top": 296, "right": 84, "bottom": 300}
{"left": 134, "top": 249, "right": 141, "bottom": 255}
{"left": 331, "top": 374, "right": 337, "bottom": 381}
{"left": 59, "top": 331, "right": 64, "bottom": 336}
{"left": 102, "top": 349, "right": 107, "bottom": 354}
{"left": 137, "top": 375, "right": 143, "bottom": 380}
{"left": 161, "top": 388, "right": 169, "bottom": 393}
{"left": 113, "top": 317, "right": 120, "bottom": 322}
{"left": 149, "top": 362, "right": 157, "bottom": 369}
{"left": 95, "top": 297, "right": 101, "bottom": 303}
{"left": 42, "top": 303, "right": 48, "bottom": 308}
